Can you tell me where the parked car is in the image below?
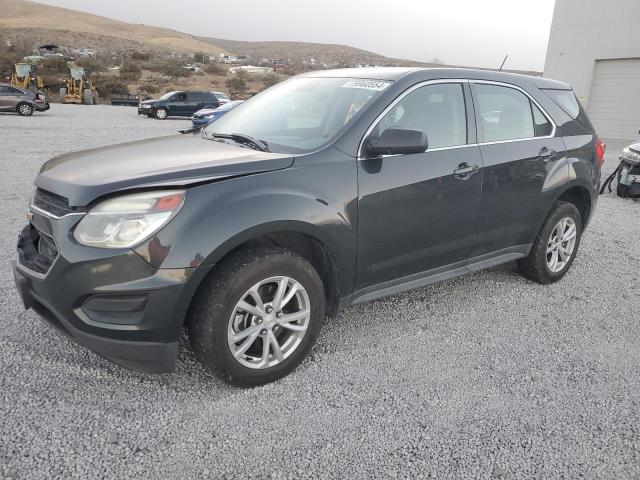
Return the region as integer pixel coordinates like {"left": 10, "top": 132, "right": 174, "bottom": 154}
{"left": 14, "top": 68, "right": 603, "bottom": 387}
{"left": 138, "top": 90, "right": 230, "bottom": 119}
{"left": 0, "top": 83, "right": 49, "bottom": 116}
{"left": 191, "top": 100, "right": 244, "bottom": 127}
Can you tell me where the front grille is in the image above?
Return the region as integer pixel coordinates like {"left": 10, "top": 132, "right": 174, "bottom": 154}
{"left": 32, "top": 188, "right": 75, "bottom": 217}
{"left": 17, "top": 224, "right": 58, "bottom": 275}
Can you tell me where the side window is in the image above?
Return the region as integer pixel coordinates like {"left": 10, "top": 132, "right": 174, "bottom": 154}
{"left": 474, "top": 83, "right": 552, "bottom": 142}
{"left": 532, "top": 102, "right": 553, "bottom": 137}
{"left": 8, "top": 87, "right": 22, "bottom": 94}
{"left": 172, "top": 93, "right": 187, "bottom": 102}
{"left": 0, "top": 86, "right": 9, "bottom": 94}
{"left": 373, "top": 83, "right": 467, "bottom": 149}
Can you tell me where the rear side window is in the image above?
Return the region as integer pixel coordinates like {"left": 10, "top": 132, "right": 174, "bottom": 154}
{"left": 542, "top": 89, "right": 580, "bottom": 119}
{"left": 372, "top": 83, "right": 467, "bottom": 149}
{"left": 474, "top": 83, "right": 552, "bottom": 142}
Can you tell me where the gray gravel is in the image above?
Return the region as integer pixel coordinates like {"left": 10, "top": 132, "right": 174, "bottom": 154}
{"left": 1, "top": 105, "right": 640, "bottom": 479}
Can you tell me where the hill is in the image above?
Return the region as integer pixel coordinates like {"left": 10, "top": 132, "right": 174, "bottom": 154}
{"left": 0, "top": 0, "right": 229, "bottom": 55}
{"left": 198, "top": 37, "right": 435, "bottom": 68}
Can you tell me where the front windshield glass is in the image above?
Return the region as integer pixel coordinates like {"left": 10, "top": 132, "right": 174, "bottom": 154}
{"left": 159, "top": 91, "right": 179, "bottom": 100}
{"left": 203, "top": 77, "right": 391, "bottom": 153}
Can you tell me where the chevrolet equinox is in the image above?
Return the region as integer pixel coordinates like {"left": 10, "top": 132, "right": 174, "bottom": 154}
{"left": 13, "top": 68, "right": 603, "bottom": 386}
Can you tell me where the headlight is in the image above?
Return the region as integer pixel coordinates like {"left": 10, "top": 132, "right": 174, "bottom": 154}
{"left": 73, "top": 190, "right": 184, "bottom": 248}
{"left": 621, "top": 147, "right": 640, "bottom": 164}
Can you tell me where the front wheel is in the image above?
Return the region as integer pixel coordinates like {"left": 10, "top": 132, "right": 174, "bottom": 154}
{"left": 518, "top": 201, "right": 582, "bottom": 284}
{"left": 155, "top": 107, "right": 168, "bottom": 119}
{"left": 17, "top": 102, "right": 34, "bottom": 116}
{"left": 189, "top": 247, "right": 325, "bottom": 387}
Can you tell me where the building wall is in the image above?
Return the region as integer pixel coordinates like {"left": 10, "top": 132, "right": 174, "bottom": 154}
{"left": 544, "top": 0, "right": 640, "bottom": 107}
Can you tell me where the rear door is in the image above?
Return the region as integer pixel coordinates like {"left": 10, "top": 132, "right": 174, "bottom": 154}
{"left": 355, "top": 81, "right": 483, "bottom": 294}
{"left": 469, "top": 81, "right": 566, "bottom": 259}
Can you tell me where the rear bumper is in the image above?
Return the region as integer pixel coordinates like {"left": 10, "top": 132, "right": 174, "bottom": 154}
{"left": 34, "top": 101, "right": 50, "bottom": 112}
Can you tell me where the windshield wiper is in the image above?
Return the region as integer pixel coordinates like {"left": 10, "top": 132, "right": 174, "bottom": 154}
{"left": 208, "top": 133, "right": 270, "bottom": 152}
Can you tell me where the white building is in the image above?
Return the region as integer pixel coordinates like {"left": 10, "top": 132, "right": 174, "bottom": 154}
{"left": 544, "top": 0, "right": 640, "bottom": 139}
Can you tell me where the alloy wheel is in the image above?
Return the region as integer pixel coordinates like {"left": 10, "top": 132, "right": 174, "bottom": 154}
{"left": 546, "top": 217, "right": 577, "bottom": 273}
{"left": 19, "top": 104, "right": 32, "bottom": 116}
{"left": 227, "top": 276, "right": 310, "bottom": 369}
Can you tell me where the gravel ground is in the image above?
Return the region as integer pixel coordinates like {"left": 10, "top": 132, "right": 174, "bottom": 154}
{"left": 1, "top": 104, "right": 640, "bottom": 479}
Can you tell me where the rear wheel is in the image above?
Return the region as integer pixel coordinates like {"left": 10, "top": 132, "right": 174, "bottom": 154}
{"left": 189, "top": 247, "right": 325, "bottom": 387}
{"left": 155, "top": 107, "right": 168, "bottom": 119}
{"left": 16, "top": 102, "right": 34, "bottom": 116}
{"left": 518, "top": 201, "right": 582, "bottom": 284}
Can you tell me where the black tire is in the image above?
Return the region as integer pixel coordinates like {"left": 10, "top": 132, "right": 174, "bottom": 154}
{"left": 517, "top": 201, "right": 582, "bottom": 284}
{"left": 155, "top": 107, "right": 168, "bottom": 120}
{"left": 188, "top": 247, "right": 325, "bottom": 387}
{"left": 16, "top": 102, "right": 34, "bottom": 116}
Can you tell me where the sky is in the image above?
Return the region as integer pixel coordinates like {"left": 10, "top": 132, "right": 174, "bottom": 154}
{"left": 34, "top": 0, "right": 556, "bottom": 71}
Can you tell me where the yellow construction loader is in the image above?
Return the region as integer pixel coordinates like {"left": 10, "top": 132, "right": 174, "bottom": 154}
{"left": 61, "top": 66, "right": 98, "bottom": 105}
{"left": 11, "top": 63, "right": 45, "bottom": 92}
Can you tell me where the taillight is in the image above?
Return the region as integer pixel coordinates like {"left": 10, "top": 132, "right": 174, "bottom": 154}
{"left": 595, "top": 138, "right": 605, "bottom": 166}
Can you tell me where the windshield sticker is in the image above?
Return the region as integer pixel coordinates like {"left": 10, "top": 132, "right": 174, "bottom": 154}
{"left": 341, "top": 80, "right": 390, "bottom": 91}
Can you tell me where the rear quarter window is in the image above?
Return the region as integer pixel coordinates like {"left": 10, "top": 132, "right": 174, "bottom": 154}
{"left": 543, "top": 89, "right": 581, "bottom": 119}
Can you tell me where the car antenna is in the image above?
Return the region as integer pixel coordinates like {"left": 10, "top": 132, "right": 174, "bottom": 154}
{"left": 499, "top": 54, "right": 509, "bottom": 71}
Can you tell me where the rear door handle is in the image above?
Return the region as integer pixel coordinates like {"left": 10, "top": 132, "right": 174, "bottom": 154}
{"left": 539, "top": 147, "right": 556, "bottom": 161}
{"left": 453, "top": 163, "right": 479, "bottom": 179}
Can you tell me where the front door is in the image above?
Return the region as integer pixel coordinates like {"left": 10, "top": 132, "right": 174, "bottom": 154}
{"left": 355, "top": 81, "right": 483, "bottom": 294}
{"left": 169, "top": 92, "right": 189, "bottom": 116}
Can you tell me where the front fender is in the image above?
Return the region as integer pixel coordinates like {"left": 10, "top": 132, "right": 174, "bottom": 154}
{"left": 135, "top": 151, "right": 358, "bottom": 297}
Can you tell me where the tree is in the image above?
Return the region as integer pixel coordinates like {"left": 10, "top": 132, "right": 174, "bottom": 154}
{"left": 204, "top": 63, "right": 227, "bottom": 76}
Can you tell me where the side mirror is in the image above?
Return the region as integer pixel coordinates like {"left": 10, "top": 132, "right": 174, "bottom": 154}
{"left": 364, "top": 128, "right": 428, "bottom": 157}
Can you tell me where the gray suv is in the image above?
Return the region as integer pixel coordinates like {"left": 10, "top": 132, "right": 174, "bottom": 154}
{"left": 13, "top": 68, "right": 602, "bottom": 386}
{"left": 0, "top": 83, "right": 49, "bottom": 116}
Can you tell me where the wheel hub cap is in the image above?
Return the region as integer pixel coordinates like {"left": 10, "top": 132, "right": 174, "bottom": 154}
{"left": 227, "top": 276, "right": 310, "bottom": 369}
{"left": 546, "top": 217, "right": 577, "bottom": 273}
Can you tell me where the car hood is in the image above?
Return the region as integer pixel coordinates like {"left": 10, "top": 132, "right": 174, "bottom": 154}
{"left": 36, "top": 134, "right": 295, "bottom": 206}
{"left": 139, "top": 99, "right": 157, "bottom": 105}
{"left": 628, "top": 141, "right": 640, "bottom": 154}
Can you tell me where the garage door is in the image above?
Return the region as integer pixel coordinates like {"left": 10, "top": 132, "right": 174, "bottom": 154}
{"left": 588, "top": 59, "right": 640, "bottom": 140}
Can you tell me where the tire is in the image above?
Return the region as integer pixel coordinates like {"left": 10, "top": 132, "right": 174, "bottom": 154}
{"left": 517, "top": 201, "right": 582, "bottom": 284}
{"left": 155, "top": 107, "right": 168, "bottom": 120}
{"left": 83, "top": 89, "right": 93, "bottom": 105}
{"left": 16, "top": 102, "right": 34, "bottom": 116}
{"left": 189, "top": 247, "right": 325, "bottom": 387}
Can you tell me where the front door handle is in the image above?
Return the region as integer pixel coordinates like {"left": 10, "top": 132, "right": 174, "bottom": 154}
{"left": 453, "top": 163, "right": 479, "bottom": 180}
{"left": 539, "top": 147, "right": 556, "bottom": 161}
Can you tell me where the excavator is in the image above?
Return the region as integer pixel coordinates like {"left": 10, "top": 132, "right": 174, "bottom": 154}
{"left": 61, "top": 66, "right": 98, "bottom": 105}
{"left": 11, "top": 63, "right": 45, "bottom": 92}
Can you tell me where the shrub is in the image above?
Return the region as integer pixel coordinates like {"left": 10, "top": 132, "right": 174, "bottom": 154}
{"left": 225, "top": 73, "right": 247, "bottom": 96}
{"left": 261, "top": 73, "right": 280, "bottom": 89}
{"left": 138, "top": 83, "right": 159, "bottom": 95}
{"left": 120, "top": 62, "right": 142, "bottom": 82}
{"left": 158, "top": 61, "right": 193, "bottom": 79}
{"left": 93, "top": 75, "right": 129, "bottom": 95}
{"left": 131, "top": 51, "right": 152, "bottom": 62}
{"left": 204, "top": 63, "right": 227, "bottom": 76}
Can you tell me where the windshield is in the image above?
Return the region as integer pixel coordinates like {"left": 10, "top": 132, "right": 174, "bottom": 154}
{"left": 203, "top": 77, "right": 390, "bottom": 153}
{"left": 159, "top": 91, "right": 180, "bottom": 100}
